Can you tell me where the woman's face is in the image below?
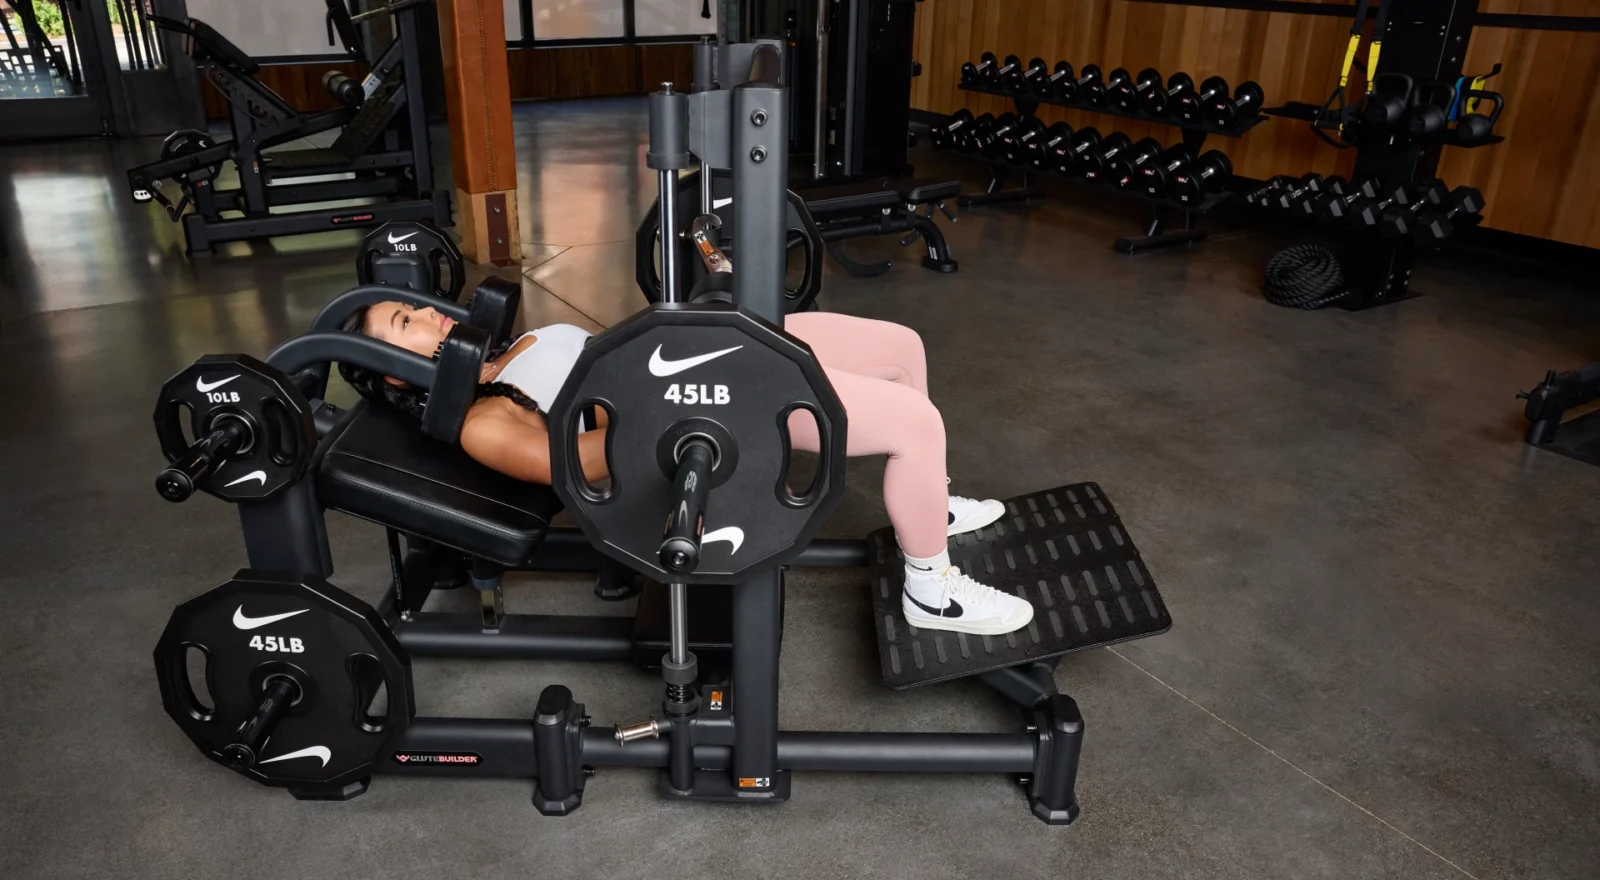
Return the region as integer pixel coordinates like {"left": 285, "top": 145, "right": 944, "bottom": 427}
{"left": 366, "top": 301, "right": 457, "bottom": 357}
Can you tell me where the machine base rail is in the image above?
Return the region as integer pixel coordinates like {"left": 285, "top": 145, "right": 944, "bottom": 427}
{"left": 868, "top": 482, "right": 1171, "bottom": 689}
{"left": 288, "top": 687, "right": 1081, "bottom": 825}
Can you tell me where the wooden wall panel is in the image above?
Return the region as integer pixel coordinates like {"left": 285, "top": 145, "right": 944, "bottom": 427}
{"left": 507, "top": 46, "right": 640, "bottom": 100}
{"left": 639, "top": 44, "right": 695, "bottom": 92}
{"left": 1437, "top": 26, "right": 1600, "bottom": 243}
{"left": 911, "top": 0, "right": 1600, "bottom": 248}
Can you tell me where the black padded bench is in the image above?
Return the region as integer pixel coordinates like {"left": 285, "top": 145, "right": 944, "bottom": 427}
{"left": 317, "top": 401, "right": 558, "bottom": 568}
{"left": 799, "top": 176, "right": 962, "bottom": 277}
{"left": 313, "top": 398, "right": 737, "bottom": 663}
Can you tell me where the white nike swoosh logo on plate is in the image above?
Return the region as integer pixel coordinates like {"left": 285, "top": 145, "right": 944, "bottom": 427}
{"left": 713, "top": 197, "right": 732, "bottom": 209}
{"left": 195, "top": 375, "right": 238, "bottom": 393}
{"left": 388, "top": 230, "right": 419, "bottom": 244}
{"left": 648, "top": 344, "right": 743, "bottom": 377}
{"left": 260, "top": 745, "right": 332, "bottom": 767}
{"left": 233, "top": 606, "right": 309, "bottom": 630}
{"left": 701, "top": 526, "right": 744, "bottom": 554}
{"left": 224, "top": 471, "right": 267, "bottom": 488}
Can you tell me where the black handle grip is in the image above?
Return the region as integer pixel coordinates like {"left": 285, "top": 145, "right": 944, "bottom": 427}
{"left": 659, "top": 438, "right": 716, "bottom": 574}
{"left": 155, "top": 418, "right": 249, "bottom": 503}
{"left": 222, "top": 676, "right": 301, "bottom": 768}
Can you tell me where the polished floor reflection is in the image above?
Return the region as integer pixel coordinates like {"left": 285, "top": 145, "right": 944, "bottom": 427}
{"left": 2, "top": 98, "right": 1599, "bottom": 880}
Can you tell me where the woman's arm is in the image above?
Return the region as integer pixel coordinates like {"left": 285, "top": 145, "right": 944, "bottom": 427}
{"left": 459, "top": 407, "right": 611, "bottom": 485}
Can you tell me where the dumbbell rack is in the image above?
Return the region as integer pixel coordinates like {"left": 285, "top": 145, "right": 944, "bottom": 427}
{"left": 1251, "top": 101, "right": 1500, "bottom": 308}
{"left": 956, "top": 81, "right": 1268, "bottom": 253}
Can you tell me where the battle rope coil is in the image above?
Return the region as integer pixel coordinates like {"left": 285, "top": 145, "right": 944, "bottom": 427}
{"left": 1262, "top": 245, "right": 1350, "bottom": 309}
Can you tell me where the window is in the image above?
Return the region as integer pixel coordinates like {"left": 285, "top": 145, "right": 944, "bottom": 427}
{"left": 529, "top": 0, "right": 625, "bottom": 41}
{"left": 510, "top": 0, "right": 716, "bottom": 45}
{"left": 504, "top": 0, "right": 524, "bottom": 40}
{"left": 635, "top": 0, "right": 716, "bottom": 38}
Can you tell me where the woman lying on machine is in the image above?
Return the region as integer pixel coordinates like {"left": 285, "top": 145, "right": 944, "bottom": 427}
{"left": 337, "top": 303, "right": 1035, "bottom": 636}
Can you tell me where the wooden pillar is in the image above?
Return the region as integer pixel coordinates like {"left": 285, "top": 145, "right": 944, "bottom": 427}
{"left": 436, "top": 0, "right": 520, "bottom": 265}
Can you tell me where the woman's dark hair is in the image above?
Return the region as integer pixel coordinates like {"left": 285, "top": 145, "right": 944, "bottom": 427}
{"left": 336, "top": 303, "right": 542, "bottom": 418}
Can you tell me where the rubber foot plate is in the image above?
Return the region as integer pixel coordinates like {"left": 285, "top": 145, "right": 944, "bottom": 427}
{"left": 867, "top": 483, "right": 1172, "bottom": 689}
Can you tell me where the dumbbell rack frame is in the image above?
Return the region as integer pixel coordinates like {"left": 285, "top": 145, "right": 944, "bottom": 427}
{"left": 956, "top": 81, "right": 1267, "bottom": 253}
{"left": 1246, "top": 0, "right": 1492, "bottom": 310}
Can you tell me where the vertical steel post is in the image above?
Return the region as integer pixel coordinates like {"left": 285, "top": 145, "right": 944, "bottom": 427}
{"left": 730, "top": 44, "right": 788, "bottom": 325}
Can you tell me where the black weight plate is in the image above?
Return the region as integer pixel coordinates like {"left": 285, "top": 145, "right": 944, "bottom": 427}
{"left": 548, "top": 305, "right": 847, "bottom": 584}
{"left": 153, "top": 354, "right": 316, "bottom": 503}
{"left": 635, "top": 169, "right": 823, "bottom": 313}
{"left": 356, "top": 221, "right": 466, "bottom": 301}
{"left": 160, "top": 129, "right": 217, "bottom": 184}
{"left": 154, "top": 570, "right": 414, "bottom": 792}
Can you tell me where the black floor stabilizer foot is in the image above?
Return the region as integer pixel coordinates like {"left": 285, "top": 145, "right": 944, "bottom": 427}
{"left": 531, "top": 685, "right": 588, "bottom": 815}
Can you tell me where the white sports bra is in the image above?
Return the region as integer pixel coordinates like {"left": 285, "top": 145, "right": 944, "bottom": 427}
{"left": 487, "top": 324, "right": 592, "bottom": 412}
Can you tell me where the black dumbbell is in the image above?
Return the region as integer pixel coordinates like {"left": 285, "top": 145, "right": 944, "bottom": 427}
{"left": 1143, "top": 72, "right": 1194, "bottom": 117}
{"left": 1007, "top": 117, "right": 1047, "bottom": 165}
{"left": 960, "top": 53, "right": 997, "bottom": 87}
{"left": 1031, "top": 121, "right": 1074, "bottom": 171}
{"left": 1100, "top": 68, "right": 1134, "bottom": 108}
{"left": 1295, "top": 175, "right": 1348, "bottom": 216}
{"left": 1375, "top": 179, "right": 1452, "bottom": 237}
{"left": 1311, "top": 179, "right": 1382, "bottom": 220}
{"left": 1115, "top": 68, "right": 1163, "bottom": 113}
{"left": 1021, "top": 58, "right": 1050, "bottom": 95}
{"left": 1413, "top": 186, "right": 1486, "bottom": 242}
{"left": 928, "top": 108, "right": 974, "bottom": 152}
{"left": 1138, "top": 144, "right": 1196, "bottom": 196}
{"left": 966, "top": 112, "right": 998, "bottom": 154}
{"left": 1243, "top": 175, "right": 1296, "bottom": 207}
{"left": 1209, "top": 81, "right": 1264, "bottom": 129}
{"left": 1176, "top": 76, "right": 1228, "bottom": 125}
{"left": 980, "top": 112, "right": 1024, "bottom": 160}
{"left": 1053, "top": 127, "right": 1102, "bottom": 175}
{"left": 1070, "top": 64, "right": 1104, "bottom": 105}
{"left": 1169, "top": 151, "right": 1233, "bottom": 205}
{"left": 1109, "top": 138, "right": 1166, "bottom": 188}
{"left": 1270, "top": 174, "right": 1329, "bottom": 211}
{"left": 1079, "top": 132, "right": 1135, "bottom": 182}
{"left": 1349, "top": 179, "right": 1448, "bottom": 230}
{"left": 996, "top": 55, "right": 1025, "bottom": 92}
{"left": 1038, "top": 61, "right": 1074, "bottom": 100}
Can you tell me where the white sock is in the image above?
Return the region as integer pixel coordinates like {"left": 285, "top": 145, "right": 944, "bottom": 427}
{"left": 902, "top": 548, "right": 950, "bottom": 602}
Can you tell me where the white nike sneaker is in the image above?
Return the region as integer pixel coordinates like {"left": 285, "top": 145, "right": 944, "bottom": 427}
{"left": 901, "top": 566, "right": 1034, "bottom": 635}
{"left": 947, "top": 482, "right": 1005, "bottom": 537}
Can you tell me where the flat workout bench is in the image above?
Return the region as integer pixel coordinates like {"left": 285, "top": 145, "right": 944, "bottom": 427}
{"left": 800, "top": 176, "right": 962, "bottom": 277}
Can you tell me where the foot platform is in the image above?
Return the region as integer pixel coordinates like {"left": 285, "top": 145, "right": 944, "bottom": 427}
{"left": 867, "top": 483, "right": 1171, "bottom": 689}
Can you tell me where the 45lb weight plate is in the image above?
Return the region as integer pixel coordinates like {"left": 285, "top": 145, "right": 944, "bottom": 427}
{"left": 548, "top": 305, "right": 848, "bottom": 584}
{"left": 153, "top": 571, "right": 414, "bottom": 798}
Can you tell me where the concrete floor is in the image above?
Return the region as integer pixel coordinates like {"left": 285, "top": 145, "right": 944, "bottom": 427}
{"left": 2, "top": 97, "right": 1598, "bottom": 880}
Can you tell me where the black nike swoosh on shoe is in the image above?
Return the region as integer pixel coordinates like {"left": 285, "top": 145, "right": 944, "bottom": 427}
{"left": 906, "top": 594, "right": 963, "bottom": 618}
{"left": 948, "top": 511, "right": 956, "bottom": 525}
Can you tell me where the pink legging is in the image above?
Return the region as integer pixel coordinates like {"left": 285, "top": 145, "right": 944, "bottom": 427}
{"left": 782, "top": 312, "right": 948, "bottom": 558}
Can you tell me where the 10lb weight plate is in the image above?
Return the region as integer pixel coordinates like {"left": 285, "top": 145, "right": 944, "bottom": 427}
{"left": 153, "top": 354, "right": 317, "bottom": 503}
{"left": 356, "top": 221, "right": 467, "bottom": 301}
{"left": 153, "top": 570, "right": 414, "bottom": 797}
{"left": 547, "top": 305, "right": 847, "bottom": 584}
